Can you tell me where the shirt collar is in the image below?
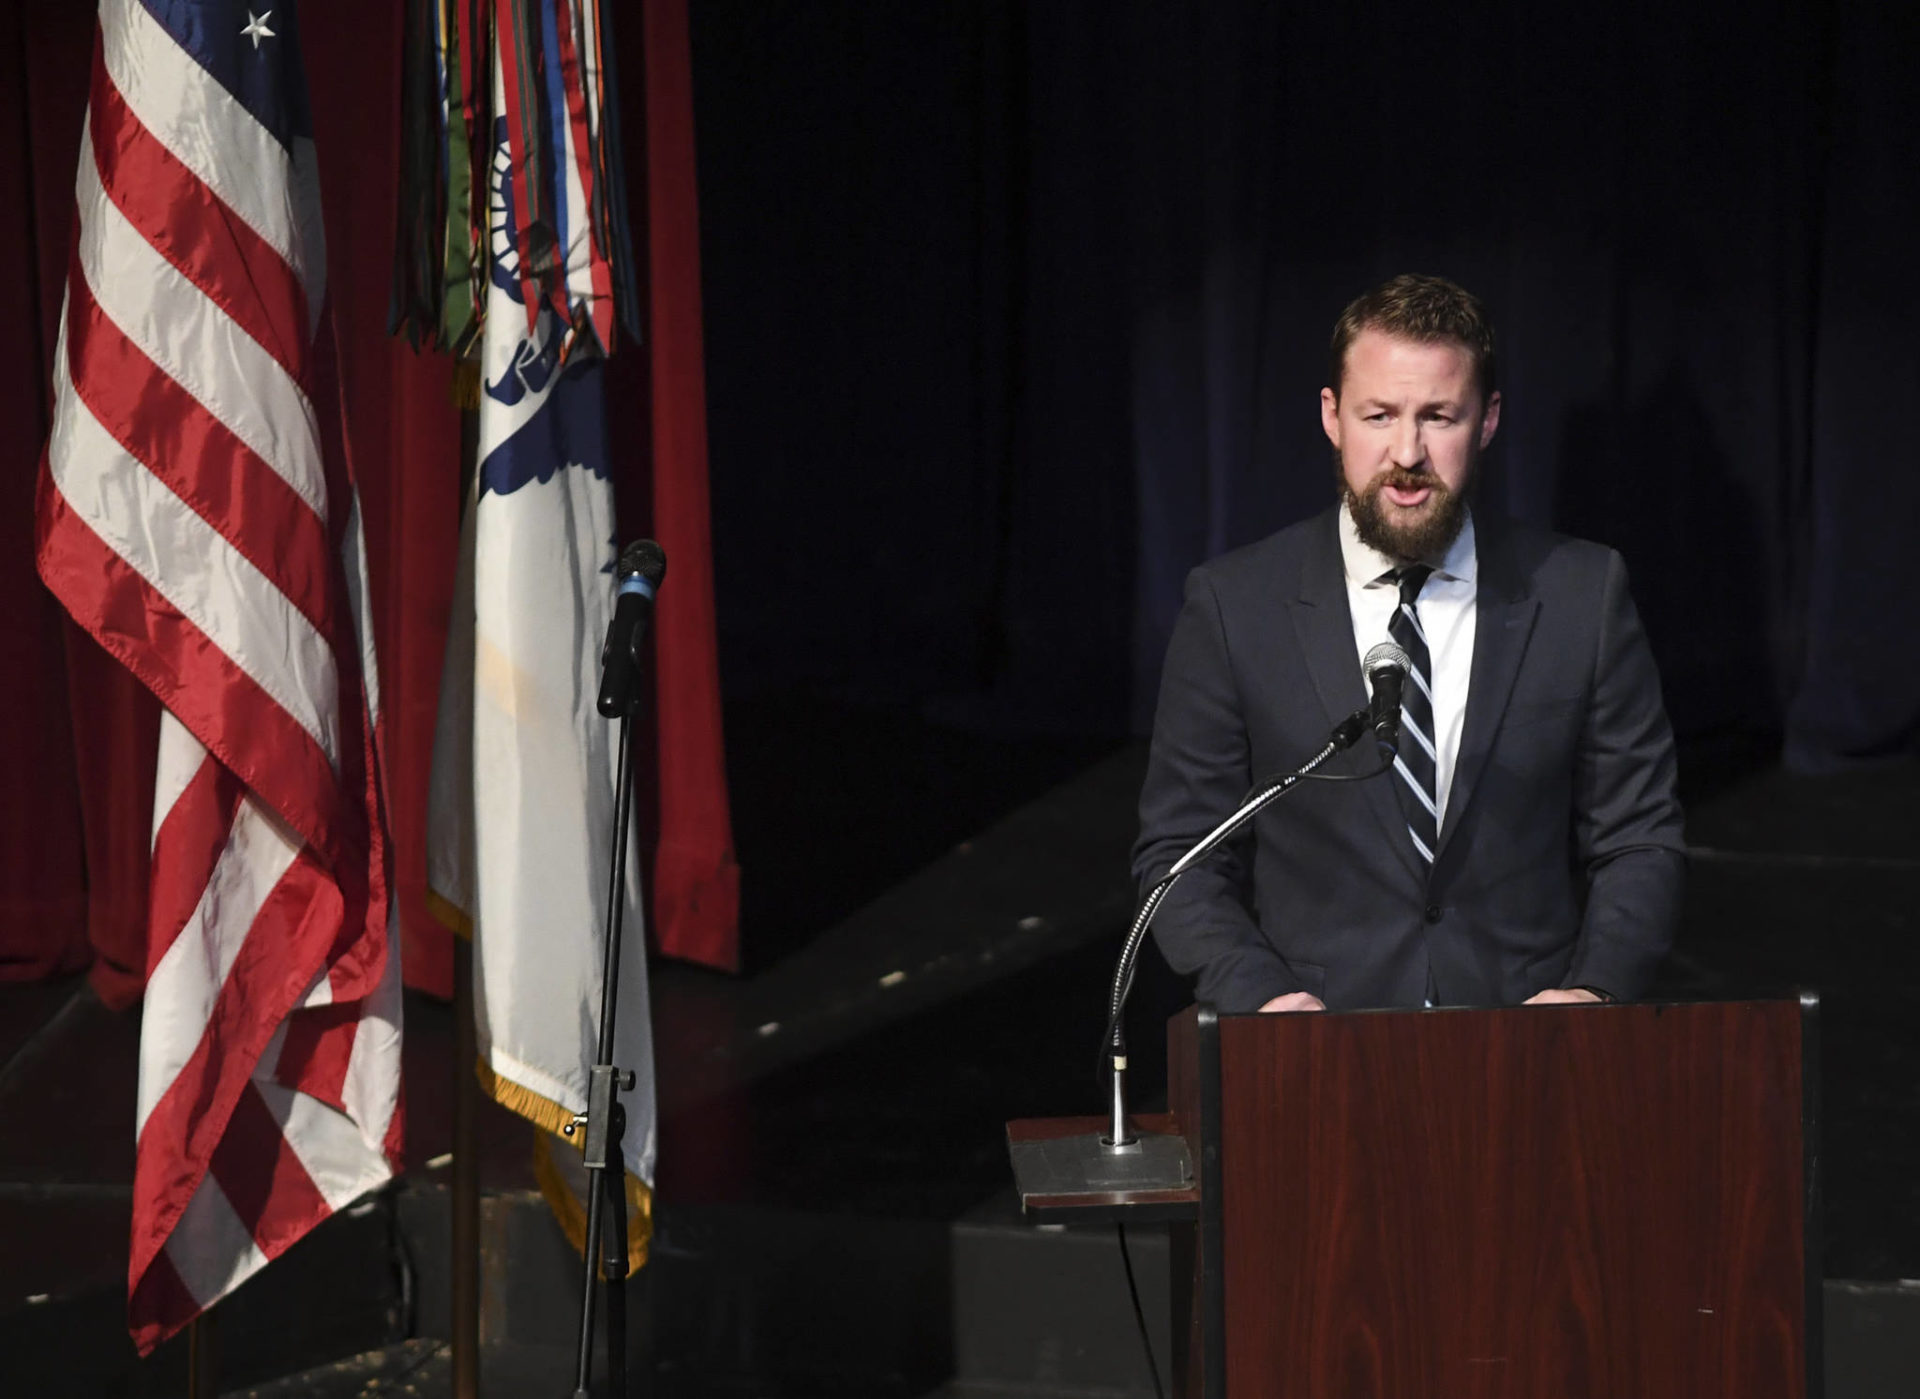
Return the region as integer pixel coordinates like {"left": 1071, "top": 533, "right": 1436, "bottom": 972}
{"left": 1338, "top": 500, "right": 1479, "bottom": 588}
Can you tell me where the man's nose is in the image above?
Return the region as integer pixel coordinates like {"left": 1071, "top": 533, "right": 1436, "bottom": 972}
{"left": 1389, "top": 420, "right": 1426, "bottom": 469}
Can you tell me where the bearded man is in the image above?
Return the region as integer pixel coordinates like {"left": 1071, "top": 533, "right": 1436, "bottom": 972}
{"left": 1132, "top": 274, "right": 1685, "bottom": 1013}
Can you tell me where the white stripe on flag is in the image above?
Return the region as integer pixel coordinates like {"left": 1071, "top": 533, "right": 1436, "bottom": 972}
{"left": 136, "top": 724, "right": 304, "bottom": 1137}
{"left": 75, "top": 135, "right": 328, "bottom": 519}
{"left": 340, "top": 492, "right": 382, "bottom": 724}
{"left": 337, "top": 909, "right": 404, "bottom": 1152}
{"left": 163, "top": 1171, "right": 269, "bottom": 1310}
{"left": 100, "top": 0, "right": 322, "bottom": 304}
{"left": 49, "top": 333, "right": 341, "bottom": 768}
{"left": 149, "top": 722, "right": 206, "bottom": 855}
{"left": 254, "top": 1078, "right": 393, "bottom": 1211}
{"left": 296, "top": 964, "right": 335, "bottom": 1009}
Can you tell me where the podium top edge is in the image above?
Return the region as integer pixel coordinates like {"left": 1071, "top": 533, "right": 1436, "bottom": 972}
{"left": 1202, "top": 993, "right": 1818, "bottom": 1018}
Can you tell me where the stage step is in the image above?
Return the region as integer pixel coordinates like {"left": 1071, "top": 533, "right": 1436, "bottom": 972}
{"left": 389, "top": 1181, "right": 1168, "bottom": 1397}
{"left": 949, "top": 1191, "right": 1168, "bottom": 1398}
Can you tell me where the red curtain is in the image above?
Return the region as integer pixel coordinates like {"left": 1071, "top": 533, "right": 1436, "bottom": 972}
{"left": 635, "top": 0, "right": 741, "bottom": 971}
{"left": 2, "top": 2, "right": 153, "bottom": 1006}
{"left": 0, "top": 0, "right": 737, "bottom": 999}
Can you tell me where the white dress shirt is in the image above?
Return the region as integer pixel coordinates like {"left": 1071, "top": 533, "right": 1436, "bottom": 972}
{"left": 1338, "top": 505, "right": 1478, "bottom": 826}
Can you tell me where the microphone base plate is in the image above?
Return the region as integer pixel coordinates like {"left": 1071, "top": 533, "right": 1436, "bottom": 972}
{"left": 1010, "top": 1130, "right": 1193, "bottom": 1195}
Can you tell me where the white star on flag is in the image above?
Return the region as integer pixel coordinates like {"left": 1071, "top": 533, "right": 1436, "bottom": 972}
{"left": 241, "top": 10, "right": 274, "bottom": 49}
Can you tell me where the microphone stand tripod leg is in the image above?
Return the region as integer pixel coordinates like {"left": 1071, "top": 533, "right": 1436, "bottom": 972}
{"left": 572, "top": 1156, "right": 606, "bottom": 1399}
{"left": 600, "top": 1116, "right": 631, "bottom": 1397}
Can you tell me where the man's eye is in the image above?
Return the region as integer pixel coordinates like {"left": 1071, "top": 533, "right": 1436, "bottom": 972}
{"left": 1364, "top": 413, "right": 1390, "bottom": 424}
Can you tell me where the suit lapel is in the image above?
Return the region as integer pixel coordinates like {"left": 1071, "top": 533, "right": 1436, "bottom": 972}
{"left": 1285, "top": 510, "right": 1423, "bottom": 882}
{"left": 1437, "top": 519, "right": 1539, "bottom": 858}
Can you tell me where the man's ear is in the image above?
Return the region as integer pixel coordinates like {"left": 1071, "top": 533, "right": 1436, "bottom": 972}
{"left": 1320, "top": 386, "right": 1341, "bottom": 448}
{"left": 1478, "top": 390, "right": 1502, "bottom": 449}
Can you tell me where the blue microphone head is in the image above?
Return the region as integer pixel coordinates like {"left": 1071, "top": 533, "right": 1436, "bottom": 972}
{"left": 616, "top": 539, "right": 667, "bottom": 599}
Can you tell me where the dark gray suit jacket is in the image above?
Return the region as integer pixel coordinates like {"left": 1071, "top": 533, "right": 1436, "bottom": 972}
{"left": 1132, "top": 507, "right": 1685, "bottom": 1012}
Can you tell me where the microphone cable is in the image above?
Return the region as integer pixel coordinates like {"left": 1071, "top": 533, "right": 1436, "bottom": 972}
{"left": 1117, "top": 1221, "right": 1166, "bottom": 1399}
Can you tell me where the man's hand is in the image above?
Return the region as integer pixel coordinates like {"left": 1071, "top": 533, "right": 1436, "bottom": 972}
{"left": 1258, "top": 992, "right": 1327, "bottom": 1013}
{"left": 1523, "top": 987, "right": 1604, "bottom": 1006}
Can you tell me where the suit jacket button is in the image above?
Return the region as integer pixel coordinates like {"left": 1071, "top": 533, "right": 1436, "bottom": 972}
{"left": 1424, "top": 903, "right": 1443, "bottom": 924}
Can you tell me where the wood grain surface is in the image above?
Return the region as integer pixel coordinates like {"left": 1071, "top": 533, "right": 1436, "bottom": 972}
{"left": 1213, "top": 1001, "right": 1809, "bottom": 1398}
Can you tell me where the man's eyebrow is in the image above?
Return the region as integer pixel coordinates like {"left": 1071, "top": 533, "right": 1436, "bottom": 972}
{"left": 1355, "top": 396, "right": 1465, "bottom": 415}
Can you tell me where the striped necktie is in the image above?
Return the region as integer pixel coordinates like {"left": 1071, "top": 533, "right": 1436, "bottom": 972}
{"left": 1389, "top": 565, "right": 1439, "bottom": 865}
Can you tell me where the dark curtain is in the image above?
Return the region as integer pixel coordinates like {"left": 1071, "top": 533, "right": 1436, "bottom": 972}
{"left": 690, "top": 3, "right": 1140, "bottom": 734}
{"left": 683, "top": 0, "right": 1912, "bottom": 763}
{"left": 1122, "top": 0, "right": 1851, "bottom": 754}
{"left": 1786, "top": 1, "right": 1920, "bottom": 768}
{"left": 689, "top": 1, "right": 1920, "bottom": 768}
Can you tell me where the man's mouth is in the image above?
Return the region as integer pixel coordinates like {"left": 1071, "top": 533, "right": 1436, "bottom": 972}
{"left": 1382, "top": 482, "right": 1433, "bottom": 508}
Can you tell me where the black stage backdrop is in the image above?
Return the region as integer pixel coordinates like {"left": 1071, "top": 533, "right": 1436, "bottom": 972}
{"left": 689, "top": 1, "right": 1920, "bottom": 769}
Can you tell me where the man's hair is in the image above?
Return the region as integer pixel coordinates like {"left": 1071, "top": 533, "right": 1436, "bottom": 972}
{"left": 1328, "top": 274, "right": 1496, "bottom": 404}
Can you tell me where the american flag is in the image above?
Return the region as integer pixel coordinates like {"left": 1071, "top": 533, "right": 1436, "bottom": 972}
{"left": 34, "top": 0, "right": 401, "bottom": 1352}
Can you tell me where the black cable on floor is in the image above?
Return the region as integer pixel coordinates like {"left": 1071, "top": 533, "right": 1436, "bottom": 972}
{"left": 1117, "top": 1221, "right": 1166, "bottom": 1399}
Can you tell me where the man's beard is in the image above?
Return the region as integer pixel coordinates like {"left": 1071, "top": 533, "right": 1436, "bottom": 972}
{"left": 1337, "top": 450, "right": 1475, "bottom": 563}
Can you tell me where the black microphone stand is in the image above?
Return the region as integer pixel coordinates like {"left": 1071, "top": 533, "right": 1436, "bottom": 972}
{"left": 1100, "top": 706, "right": 1384, "bottom": 1153}
{"left": 564, "top": 637, "right": 644, "bottom": 1398}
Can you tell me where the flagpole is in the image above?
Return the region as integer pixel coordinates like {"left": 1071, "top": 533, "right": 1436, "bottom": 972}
{"left": 452, "top": 938, "right": 481, "bottom": 1396}
{"left": 186, "top": 1308, "right": 218, "bottom": 1399}
{"left": 451, "top": 389, "right": 482, "bottom": 1399}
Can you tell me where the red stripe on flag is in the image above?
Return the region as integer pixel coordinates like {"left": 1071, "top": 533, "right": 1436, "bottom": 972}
{"left": 127, "top": 1247, "right": 200, "bottom": 1356}
{"left": 128, "top": 849, "right": 338, "bottom": 1300}
{"left": 34, "top": 483, "right": 349, "bottom": 867}
{"left": 208, "top": 1081, "right": 333, "bottom": 1259}
{"left": 382, "top": 1075, "right": 407, "bottom": 1170}
{"left": 88, "top": 36, "right": 312, "bottom": 386}
{"left": 64, "top": 269, "right": 339, "bottom": 641}
{"left": 274, "top": 1000, "right": 358, "bottom": 1114}
{"left": 145, "top": 753, "right": 244, "bottom": 977}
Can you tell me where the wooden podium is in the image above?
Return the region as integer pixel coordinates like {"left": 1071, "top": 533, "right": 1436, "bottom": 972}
{"left": 1009, "top": 998, "right": 1821, "bottom": 1398}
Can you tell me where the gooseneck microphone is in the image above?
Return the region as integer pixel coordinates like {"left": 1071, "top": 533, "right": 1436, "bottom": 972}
{"left": 596, "top": 540, "right": 668, "bottom": 717}
{"left": 1100, "top": 695, "right": 1392, "bottom": 1150}
{"left": 1363, "top": 641, "right": 1411, "bottom": 752}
